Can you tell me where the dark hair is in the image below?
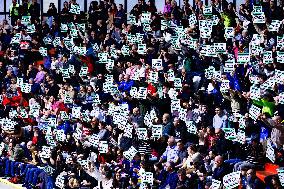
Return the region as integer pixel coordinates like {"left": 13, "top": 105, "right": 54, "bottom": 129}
{"left": 99, "top": 121, "right": 106, "bottom": 128}
{"left": 130, "top": 177, "right": 138, "bottom": 184}
{"left": 105, "top": 170, "right": 113, "bottom": 179}
{"left": 154, "top": 162, "right": 163, "bottom": 170}
{"left": 189, "top": 144, "right": 198, "bottom": 153}
{"left": 168, "top": 161, "right": 175, "bottom": 169}
{"left": 177, "top": 168, "right": 186, "bottom": 175}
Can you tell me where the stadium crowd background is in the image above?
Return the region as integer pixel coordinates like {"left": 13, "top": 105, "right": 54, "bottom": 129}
{"left": 0, "top": 0, "right": 284, "bottom": 188}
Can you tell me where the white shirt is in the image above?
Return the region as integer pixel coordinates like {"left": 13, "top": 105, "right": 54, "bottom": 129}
{"left": 22, "top": 34, "right": 31, "bottom": 41}
{"left": 51, "top": 60, "right": 58, "bottom": 70}
{"left": 90, "top": 108, "right": 106, "bottom": 122}
{"left": 213, "top": 114, "right": 228, "bottom": 129}
{"left": 102, "top": 178, "right": 113, "bottom": 189}
{"left": 162, "top": 145, "right": 179, "bottom": 163}
{"left": 184, "top": 152, "right": 201, "bottom": 168}
{"left": 136, "top": 66, "right": 146, "bottom": 78}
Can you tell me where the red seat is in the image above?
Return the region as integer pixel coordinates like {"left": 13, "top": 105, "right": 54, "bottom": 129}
{"left": 256, "top": 163, "right": 279, "bottom": 183}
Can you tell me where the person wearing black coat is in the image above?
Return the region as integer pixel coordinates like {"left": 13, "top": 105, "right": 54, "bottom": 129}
{"left": 212, "top": 155, "right": 231, "bottom": 181}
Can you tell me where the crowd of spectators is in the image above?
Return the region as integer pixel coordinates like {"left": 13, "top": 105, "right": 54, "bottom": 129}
{"left": 0, "top": 0, "right": 284, "bottom": 188}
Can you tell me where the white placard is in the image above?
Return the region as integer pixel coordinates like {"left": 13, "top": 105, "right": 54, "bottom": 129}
{"left": 249, "top": 104, "right": 261, "bottom": 120}
{"left": 123, "top": 146, "right": 138, "bottom": 160}
{"left": 186, "top": 120, "right": 197, "bottom": 134}
{"left": 277, "top": 168, "right": 284, "bottom": 186}
{"left": 72, "top": 107, "right": 81, "bottom": 118}
{"left": 151, "top": 125, "right": 163, "bottom": 138}
{"left": 40, "top": 146, "right": 51, "bottom": 159}
{"left": 225, "top": 27, "right": 234, "bottom": 38}
{"left": 141, "top": 172, "right": 153, "bottom": 185}
{"left": 152, "top": 59, "right": 163, "bottom": 71}
{"left": 137, "top": 87, "right": 147, "bottom": 99}
{"left": 211, "top": 179, "right": 221, "bottom": 189}
{"left": 223, "top": 171, "right": 241, "bottom": 189}
{"left": 98, "top": 141, "right": 108, "bottom": 153}
{"left": 266, "top": 139, "right": 275, "bottom": 163}
{"left": 137, "top": 128, "right": 148, "bottom": 140}
{"left": 220, "top": 80, "right": 230, "bottom": 92}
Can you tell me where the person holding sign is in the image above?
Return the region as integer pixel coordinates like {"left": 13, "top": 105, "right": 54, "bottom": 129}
{"left": 253, "top": 91, "right": 276, "bottom": 117}
{"left": 173, "top": 118, "right": 188, "bottom": 144}
{"left": 260, "top": 115, "right": 284, "bottom": 149}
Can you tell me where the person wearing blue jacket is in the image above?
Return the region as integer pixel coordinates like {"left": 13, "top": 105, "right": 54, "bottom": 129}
{"left": 118, "top": 74, "right": 134, "bottom": 92}
{"left": 56, "top": 120, "right": 73, "bottom": 135}
{"left": 162, "top": 113, "right": 174, "bottom": 137}
{"left": 159, "top": 161, "right": 178, "bottom": 189}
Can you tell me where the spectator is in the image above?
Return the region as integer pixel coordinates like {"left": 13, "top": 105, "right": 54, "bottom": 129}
{"left": 60, "top": 1, "right": 70, "bottom": 23}
{"left": 118, "top": 74, "right": 134, "bottom": 92}
{"left": 234, "top": 137, "right": 265, "bottom": 171}
{"left": 181, "top": 144, "right": 202, "bottom": 172}
{"left": 33, "top": 64, "right": 45, "bottom": 84}
{"left": 162, "top": 113, "right": 174, "bottom": 137}
{"left": 159, "top": 136, "right": 179, "bottom": 164}
{"left": 153, "top": 162, "right": 167, "bottom": 188}
{"left": 175, "top": 141, "right": 187, "bottom": 169}
{"left": 128, "top": 176, "right": 139, "bottom": 189}
{"left": 245, "top": 168, "right": 266, "bottom": 189}
{"left": 173, "top": 117, "right": 188, "bottom": 142}
{"left": 212, "top": 155, "right": 231, "bottom": 181}
{"left": 212, "top": 107, "right": 228, "bottom": 129}
{"left": 159, "top": 161, "right": 178, "bottom": 189}
{"left": 9, "top": 0, "right": 20, "bottom": 26}
{"left": 129, "top": 107, "right": 144, "bottom": 128}
{"left": 260, "top": 115, "right": 284, "bottom": 148}
{"left": 176, "top": 168, "right": 191, "bottom": 189}
{"left": 163, "top": 0, "right": 172, "bottom": 18}
{"left": 29, "top": 0, "right": 40, "bottom": 19}
{"left": 46, "top": 3, "right": 57, "bottom": 27}
{"left": 114, "top": 4, "right": 126, "bottom": 27}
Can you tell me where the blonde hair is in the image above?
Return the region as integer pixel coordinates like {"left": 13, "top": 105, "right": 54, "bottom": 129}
{"left": 68, "top": 178, "right": 80, "bottom": 188}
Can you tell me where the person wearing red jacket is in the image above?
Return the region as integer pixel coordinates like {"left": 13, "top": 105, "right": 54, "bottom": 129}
{"left": 2, "top": 87, "right": 28, "bottom": 107}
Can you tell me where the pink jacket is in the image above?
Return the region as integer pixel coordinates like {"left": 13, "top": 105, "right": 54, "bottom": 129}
{"left": 233, "top": 46, "right": 239, "bottom": 60}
